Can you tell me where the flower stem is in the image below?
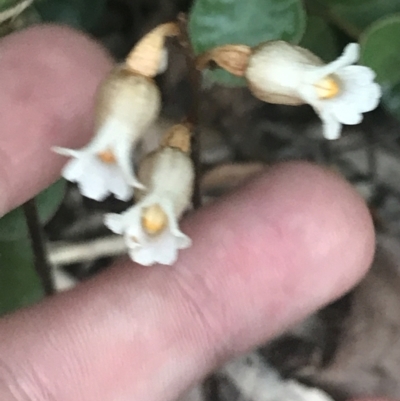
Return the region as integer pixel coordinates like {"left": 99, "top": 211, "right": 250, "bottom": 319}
{"left": 23, "top": 199, "right": 55, "bottom": 296}
{"left": 178, "top": 13, "right": 202, "bottom": 209}
{"left": 203, "top": 374, "right": 222, "bottom": 401}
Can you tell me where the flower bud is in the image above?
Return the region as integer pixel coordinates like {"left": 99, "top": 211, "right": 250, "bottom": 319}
{"left": 161, "top": 123, "right": 192, "bottom": 153}
{"left": 125, "top": 22, "right": 179, "bottom": 78}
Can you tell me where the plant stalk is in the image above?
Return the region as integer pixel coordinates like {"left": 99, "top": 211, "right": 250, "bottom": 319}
{"left": 178, "top": 13, "right": 203, "bottom": 209}
{"left": 23, "top": 199, "right": 55, "bottom": 296}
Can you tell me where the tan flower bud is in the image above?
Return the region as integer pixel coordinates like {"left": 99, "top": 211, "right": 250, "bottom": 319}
{"left": 196, "top": 44, "right": 252, "bottom": 77}
{"left": 161, "top": 123, "right": 192, "bottom": 153}
{"left": 125, "top": 22, "right": 180, "bottom": 78}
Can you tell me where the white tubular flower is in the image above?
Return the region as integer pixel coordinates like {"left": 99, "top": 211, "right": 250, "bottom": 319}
{"left": 53, "top": 66, "right": 161, "bottom": 201}
{"left": 245, "top": 41, "right": 382, "bottom": 140}
{"left": 105, "top": 127, "right": 194, "bottom": 266}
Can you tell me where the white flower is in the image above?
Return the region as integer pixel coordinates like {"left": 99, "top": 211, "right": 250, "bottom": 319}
{"left": 53, "top": 67, "right": 161, "bottom": 201}
{"left": 246, "top": 42, "right": 382, "bottom": 140}
{"left": 105, "top": 145, "right": 194, "bottom": 266}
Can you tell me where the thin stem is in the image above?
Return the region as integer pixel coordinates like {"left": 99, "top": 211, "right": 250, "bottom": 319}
{"left": 317, "top": 139, "right": 333, "bottom": 166}
{"left": 203, "top": 373, "right": 222, "bottom": 401}
{"left": 178, "top": 13, "right": 202, "bottom": 209}
{"left": 178, "top": 13, "right": 220, "bottom": 401}
{"left": 23, "top": 199, "right": 56, "bottom": 296}
{"left": 365, "top": 125, "right": 378, "bottom": 193}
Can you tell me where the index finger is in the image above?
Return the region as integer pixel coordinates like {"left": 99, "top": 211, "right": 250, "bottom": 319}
{"left": 0, "top": 24, "right": 112, "bottom": 216}
{"left": 0, "top": 162, "right": 375, "bottom": 401}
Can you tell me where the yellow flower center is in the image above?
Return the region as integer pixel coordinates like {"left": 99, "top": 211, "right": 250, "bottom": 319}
{"left": 141, "top": 204, "right": 168, "bottom": 236}
{"left": 314, "top": 75, "right": 340, "bottom": 99}
{"left": 97, "top": 149, "right": 116, "bottom": 164}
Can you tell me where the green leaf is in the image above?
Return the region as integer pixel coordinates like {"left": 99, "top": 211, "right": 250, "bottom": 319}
{"left": 189, "top": 0, "right": 306, "bottom": 86}
{"left": 300, "top": 16, "right": 339, "bottom": 62}
{"left": 311, "top": 0, "right": 400, "bottom": 38}
{"left": 36, "top": 0, "right": 106, "bottom": 31}
{"left": 381, "top": 81, "right": 400, "bottom": 121}
{"left": 0, "top": 179, "right": 66, "bottom": 242}
{"left": 360, "top": 15, "right": 400, "bottom": 85}
{"left": 360, "top": 16, "right": 400, "bottom": 122}
{"left": 0, "top": 238, "right": 43, "bottom": 316}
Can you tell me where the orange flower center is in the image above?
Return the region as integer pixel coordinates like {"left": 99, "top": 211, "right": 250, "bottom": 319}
{"left": 141, "top": 204, "right": 168, "bottom": 236}
{"left": 314, "top": 75, "right": 340, "bottom": 99}
{"left": 97, "top": 149, "right": 116, "bottom": 164}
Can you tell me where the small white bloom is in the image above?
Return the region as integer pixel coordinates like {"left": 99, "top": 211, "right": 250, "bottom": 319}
{"left": 105, "top": 146, "right": 194, "bottom": 266}
{"left": 54, "top": 119, "right": 138, "bottom": 201}
{"left": 53, "top": 67, "right": 161, "bottom": 201}
{"left": 246, "top": 41, "right": 382, "bottom": 140}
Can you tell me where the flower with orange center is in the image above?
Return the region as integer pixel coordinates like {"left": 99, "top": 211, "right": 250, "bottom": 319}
{"left": 245, "top": 42, "right": 381, "bottom": 140}
{"left": 52, "top": 22, "right": 179, "bottom": 200}
{"left": 104, "top": 139, "right": 194, "bottom": 266}
{"left": 53, "top": 66, "right": 161, "bottom": 201}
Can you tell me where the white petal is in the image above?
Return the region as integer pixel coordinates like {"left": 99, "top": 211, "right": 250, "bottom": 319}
{"left": 338, "top": 65, "right": 376, "bottom": 86}
{"left": 61, "top": 156, "right": 86, "bottom": 182}
{"left": 121, "top": 207, "right": 147, "bottom": 248}
{"left": 116, "top": 206, "right": 142, "bottom": 238}
{"left": 62, "top": 153, "right": 132, "bottom": 201}
{"left": 104, "top": 164, "right": 133, "bottom": 201}
{"left": 341, "top": 43, "right": 360, "bottom": 64}
{"left": 129, "top": 247, "right": 155, "bottom": 266}
{"left": 362, "top": 83, "right": 382, "bottom": 112}
{"left": 318, "top": 110, "right": 342, "bottom": 140}
{"left": 130, "top": 230, "right": 179, "bottom": 266}
{"left": 113, "top": 136, "right": 144, "bottom": 190}
{"left": 82, "top": 158, "right": 119, "bottom": 200}
{"left": 154, "top": 232, "right": 179, "bottom": 265}
{"left": 62, "top": 155, "right": 112, "bottom": 202}
{"left": 78, "top": 165, "right": 111, "bottom": 201}
{"left": 330, "top": 103, "right": 363, "bottom": 125}
{"left": 104, "top": 213, "right": 126, "bottom": 234}
{"left": 324, "top": 66, "right": 381, "bottom": 123}
{"left": 308, "top": 43, "right": 360, "bottom": 82}
{"left": 175, "top": 232, "right": 192, "bottom": 249}
{"left": 52, "top": 146, "right": 81, "bottom": 158}
{"left": 327, "top": 101, "right": 359, "bottom": 125}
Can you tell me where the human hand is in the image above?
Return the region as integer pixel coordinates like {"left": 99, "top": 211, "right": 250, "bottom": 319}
{"left": 0, "top": 25, "right": 374, "bottom": 401}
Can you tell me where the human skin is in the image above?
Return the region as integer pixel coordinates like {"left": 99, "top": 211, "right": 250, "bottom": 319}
{"left": 0, "top": 25, "right": 375, "bottom": 401}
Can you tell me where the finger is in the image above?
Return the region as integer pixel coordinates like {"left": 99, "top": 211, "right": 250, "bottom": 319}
{"left": 0, "top": 24, "right": 112, "bottom": 216}
{"left": 0, "top": 162, "right": 374, "bottom": 401}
